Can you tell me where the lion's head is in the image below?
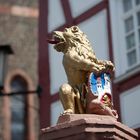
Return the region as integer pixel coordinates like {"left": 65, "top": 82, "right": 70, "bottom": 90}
{"left": 48, "top": 26, "right": 95, "bottom": 58}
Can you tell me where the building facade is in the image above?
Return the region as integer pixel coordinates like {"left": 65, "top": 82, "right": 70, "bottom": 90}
{"left": 39, "top": 0, "right": 140, "bottom": 137}
{"left": 0, "top": 0, "right": 39, "bottom": 140}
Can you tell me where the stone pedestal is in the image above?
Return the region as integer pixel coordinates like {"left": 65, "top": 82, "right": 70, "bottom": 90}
{"left": 40, "top": 114, "right": 138, "bottom": 140}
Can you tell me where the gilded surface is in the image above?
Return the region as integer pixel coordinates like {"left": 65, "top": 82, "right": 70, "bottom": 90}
{"left": 48, "top": 26, "right": 118, "bottom": 118}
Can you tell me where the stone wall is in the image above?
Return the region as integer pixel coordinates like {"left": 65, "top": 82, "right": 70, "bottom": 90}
{"left": 0, "top": 15, "right": 38, "bottom": 85}
{"left": 0, "top": 98, "right": 4, "bottom": 139}
{"left": 0, "top": 0, "right": 37, "bottom": 8}
{"left": 0, "top": 0, "right": 39, "bottom": 139}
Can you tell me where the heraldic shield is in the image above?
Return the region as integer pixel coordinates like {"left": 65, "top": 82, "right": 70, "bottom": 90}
{"left": 88, "top": 73, "right": 113, "bottom": 108}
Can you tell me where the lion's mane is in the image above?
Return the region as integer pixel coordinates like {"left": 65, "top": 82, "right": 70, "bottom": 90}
{"left": 64, "top": 26, "right": 97, "bottom": 61}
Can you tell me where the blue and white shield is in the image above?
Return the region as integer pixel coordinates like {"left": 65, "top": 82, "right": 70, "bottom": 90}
{"left": 88, "top": 73, "right": 112, "bottom": 101}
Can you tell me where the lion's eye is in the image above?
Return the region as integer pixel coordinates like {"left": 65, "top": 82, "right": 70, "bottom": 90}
{"left": 64, "top": 28, "right": 68, "bottom": 32}
{"left": 75, "top": 38, "right": 80, "bottom": 42}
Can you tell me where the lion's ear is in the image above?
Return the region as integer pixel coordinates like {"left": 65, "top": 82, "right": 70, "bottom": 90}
{"left": 71, "top": 26, "right": 79, "bottom": 33}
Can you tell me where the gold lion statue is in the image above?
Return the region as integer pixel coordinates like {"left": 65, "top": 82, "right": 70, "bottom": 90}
{"left": 48, "top": 26, "right": 118, "bottom": 119}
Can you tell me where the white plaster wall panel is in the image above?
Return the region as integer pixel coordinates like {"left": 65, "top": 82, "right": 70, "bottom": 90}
{"left": 69, "top": 0, "right": 102, "bottom": 18}
{"left": 51, "top": 101, "right": 63, "bottom": 125}
{"left": 48, "top": 0, "right": 65, "bottom": 32}
{"left": 49, "top": 44, "right": 67, "bottom": 95}
{"left": 79, "top": 10, "right": 109, "bottom": 60}
{"left": 109, "top": 0, "right": 128, "bottom": 77}
{"left": 120, "top": 85, "right": 140, "bottom": 129}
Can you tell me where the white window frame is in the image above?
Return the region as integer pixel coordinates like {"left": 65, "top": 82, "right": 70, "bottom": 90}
{"left": 122, "top": 0, "right": 140, "bottom": 70}
{"left": 109, "top": 0, "right": 140, "bottom": 80}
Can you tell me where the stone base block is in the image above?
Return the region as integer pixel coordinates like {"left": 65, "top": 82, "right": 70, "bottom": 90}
{"left": 40, "top": 114, "right": 138, "bottom": 140}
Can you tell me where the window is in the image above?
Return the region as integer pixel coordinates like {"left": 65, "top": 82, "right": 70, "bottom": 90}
{"left": 123, "top": 0, "right": 132, "bottom": 12}
{"left": 10, "top": 76, "right": 28, "bottom": 140}
{"left": 123, "top": 0, "right": 140, "bottom": 69}
{"left": 124, "top": 16, "right": 134, "bottom": 33}
{"left": 136, "top": 0, "right": 140, "bottom": 5}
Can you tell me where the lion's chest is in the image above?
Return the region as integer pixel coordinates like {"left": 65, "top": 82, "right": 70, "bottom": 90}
{"left": 63, "top": 54, "right": 87, "bottom": 85}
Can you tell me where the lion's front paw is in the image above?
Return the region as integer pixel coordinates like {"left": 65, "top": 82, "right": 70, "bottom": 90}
{"left": 62, "top": 109, "right": 74, "bottom": 115}
{"left": 103, "top": 61, "right": 115, "bottom": 73}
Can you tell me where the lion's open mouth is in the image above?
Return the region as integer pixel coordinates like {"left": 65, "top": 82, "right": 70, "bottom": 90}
{"left": 47, "top": 34, "right": 65, "bottom": 45}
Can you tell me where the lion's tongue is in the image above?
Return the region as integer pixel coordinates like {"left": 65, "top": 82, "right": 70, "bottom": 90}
{"left": 47, "top": 39, "right": 59, "bottom": 44}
